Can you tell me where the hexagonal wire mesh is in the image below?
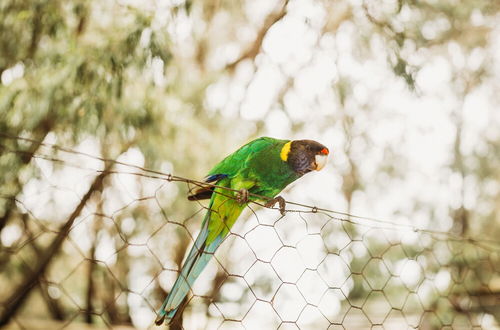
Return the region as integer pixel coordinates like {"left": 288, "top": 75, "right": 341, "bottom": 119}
{"left": 1, "top": 134, "right": 499, "bottom": 329}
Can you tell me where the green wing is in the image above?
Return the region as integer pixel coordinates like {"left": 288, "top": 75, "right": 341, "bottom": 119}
{"left": 206, "top": 178, "right": 246, "bottom": 243}
{"left": 207, "top": 137, "right": 288, "bottom": 179}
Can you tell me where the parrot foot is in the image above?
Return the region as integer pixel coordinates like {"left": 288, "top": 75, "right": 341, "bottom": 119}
{"left": 236, "top": 188, "right": 249, "bottom": 205}
{"left": 265, "top": 196, "right": 286, "bottom": 216}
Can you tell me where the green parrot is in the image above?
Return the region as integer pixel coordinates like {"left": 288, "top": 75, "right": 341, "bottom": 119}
{"left": 155, "top": 136, "right": 329, "bottom": 325}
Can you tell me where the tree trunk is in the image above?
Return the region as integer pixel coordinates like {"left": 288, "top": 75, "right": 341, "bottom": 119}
{"left": 23, "top": 218, "right": 66, "bottom": 321}
{"left": 85, "top": 239, "right": 97, "bottom": 324}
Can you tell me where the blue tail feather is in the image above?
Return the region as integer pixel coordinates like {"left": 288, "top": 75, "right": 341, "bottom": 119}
{"left": 155, "top": 210, "right": 224, "bottom": 325}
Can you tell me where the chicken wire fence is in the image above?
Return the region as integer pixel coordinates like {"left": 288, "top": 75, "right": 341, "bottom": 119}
{"left": 1, "top": 134, "right": 500, "bottom": 330}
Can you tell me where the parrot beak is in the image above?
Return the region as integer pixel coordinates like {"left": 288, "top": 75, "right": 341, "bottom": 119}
{"left": 314, "top": 154, "right": 328, "bottom": 171}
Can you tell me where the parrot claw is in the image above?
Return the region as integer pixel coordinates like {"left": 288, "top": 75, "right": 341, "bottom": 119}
{"left": 265, "top": 196, "right": 286, "bottom": 216}
{"left": 154, "top": 313, "right": 166, "bottom": 326}
{"left": 236, "top": 188, "right": 249, "bottom": 205}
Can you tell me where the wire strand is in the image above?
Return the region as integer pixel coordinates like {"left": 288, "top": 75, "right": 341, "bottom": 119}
{"left": 1, "top": 132, "right": 498, "bottom": 249}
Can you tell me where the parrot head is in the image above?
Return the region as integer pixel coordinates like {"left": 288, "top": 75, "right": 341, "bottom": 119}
{"left": 281, "top": 140, "right": 329, "bottom": 175}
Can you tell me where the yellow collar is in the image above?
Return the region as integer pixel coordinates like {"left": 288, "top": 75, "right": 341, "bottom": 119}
{"left": 280, "top": 141, "right": 292, "bottom": 161}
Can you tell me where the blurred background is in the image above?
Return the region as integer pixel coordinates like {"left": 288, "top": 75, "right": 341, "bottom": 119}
{"left": 1, "top": 0, "right": 499, "bottom": 329}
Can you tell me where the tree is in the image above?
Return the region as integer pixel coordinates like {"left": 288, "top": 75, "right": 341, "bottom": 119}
{"left": 1, "top": 0, "right": 499, "bottom": 328}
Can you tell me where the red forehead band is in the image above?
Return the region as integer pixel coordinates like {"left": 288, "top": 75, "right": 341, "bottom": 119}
{"left": 320, "top": 148, "right": 329, "bottom": 155}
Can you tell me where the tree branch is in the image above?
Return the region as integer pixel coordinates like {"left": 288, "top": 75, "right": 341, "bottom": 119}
{"left": 225, "top": 0, "right": 289, "bottom": 71}
{"left": 0, "top": 163, "right": 112, "bottom": 326}
{"left": 0, "top": 117, "right": 54, "bottom": 233}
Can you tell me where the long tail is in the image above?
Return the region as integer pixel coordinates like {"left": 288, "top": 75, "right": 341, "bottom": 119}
{"left": 155, "top": 210, "right": 223, "bottom": 325}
